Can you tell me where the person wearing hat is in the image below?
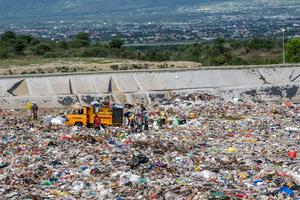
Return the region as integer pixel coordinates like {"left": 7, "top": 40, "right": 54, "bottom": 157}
{"left": 31, "top": 102, "right": 38, "bottom": 120}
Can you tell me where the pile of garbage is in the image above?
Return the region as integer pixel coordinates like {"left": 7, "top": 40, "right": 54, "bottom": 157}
{"left": 0, "top": 98, "right": 300, "bottom": 199}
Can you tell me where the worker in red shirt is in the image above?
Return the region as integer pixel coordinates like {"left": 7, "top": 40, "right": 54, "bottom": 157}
{"left": 94, "top": 115, "right": 101, "bottom": 130}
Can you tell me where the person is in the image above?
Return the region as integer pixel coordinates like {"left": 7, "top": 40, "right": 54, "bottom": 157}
{"left": 136, "top": 113, "right": 143, "bottom": 132}
{"left": 140, "top": 103, "right": 146, "bottom": 112}
{"left": 94, "top": 115, "right": 101, "bottom": 130}
{"left": 91, "top": 99, "right": 100, "bottom": 112}
{"left": 26, "top": 101, "right": 33, "bottom": 120}
{"left": 180, "top": 115, "right": 187, "bottom": 124}
{"left": 160, "top": 111, "right": 167, "bottom": 128}
{"left": 144, "top": 112, "right": 149, "bottom": 131}
{"left": 124, "top": 111, "right": 131, "bottom": 127}
{"left": 129, "top": 114, "right": 136, "bottom": 133}
{"left": 31, "top": 102, "right": 38, "bottom": 120}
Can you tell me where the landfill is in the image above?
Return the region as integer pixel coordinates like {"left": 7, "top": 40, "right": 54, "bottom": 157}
{"left": 0, "top": 95, "right": 300, "bottom": 199}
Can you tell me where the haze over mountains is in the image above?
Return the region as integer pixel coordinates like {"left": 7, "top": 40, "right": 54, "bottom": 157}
{"left": 0, "top": 0, "right": 299, "bottom": 24}
{"left": 0, "top": 0, "right": 209, "bottom": 23}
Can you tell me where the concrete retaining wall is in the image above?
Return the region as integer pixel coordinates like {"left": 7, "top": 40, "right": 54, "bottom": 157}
{"left": 1, "top": 64, "right": 300, "bottom": 109}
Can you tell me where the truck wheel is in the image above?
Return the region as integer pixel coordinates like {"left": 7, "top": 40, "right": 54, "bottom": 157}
{"left": 74, "top": 122, "right": 83, "bottom": 127}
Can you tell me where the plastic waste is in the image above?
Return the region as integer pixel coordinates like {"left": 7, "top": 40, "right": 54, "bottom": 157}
{"left": 59, "top": 135, "right": 72, "bottom": 141}
{"left": 40, "top": 180, "right": 53, "bottom": 186}
{"left": 227, "top": 147, "right": 237, "bottom": 153}
{"left": 50, "top": 117, "right": 66, "bottom": 125}
{"left": 280, "top": 186, "right": 294, "bottom": 197}
{"left": 130, "top": 154, "right": 149, "bottom": 169}
{"left": 172, "top": 117, "right": 179, "bottom": 127}
{"left": 211, "top": 191, "right": 230, "bottom": 199}
{"left": 71, "top": 181, "right": 85, "bottom": 191}
{"left": 288, "top": 150, "right": 297, "bottom": 159}
{"left": 253, "top": 179, "right": 264, "bottom": 186}
{"left": 0, "top": 162, "right": 9, "bottom": 169}
{"left": 119, "top": 172, "right": 140, "bottom": 185}
{"left": 285, "top": 171, "right": 300, "bottom": 184}
{"left": 198, "top": 170, "right": 217, "bottom": 179}
{"left": 1, "top": 95, "right": 300, "bottom": 199}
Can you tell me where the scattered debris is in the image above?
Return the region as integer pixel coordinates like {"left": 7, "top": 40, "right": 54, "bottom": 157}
{"left": 0, "top": 95, "right": 300, "bottom": 199}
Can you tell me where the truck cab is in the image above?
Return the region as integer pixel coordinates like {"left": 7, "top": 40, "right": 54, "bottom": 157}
{"left": 65, "top": 104, "right": 123, "bottom": 127}
{"left": 65, "top": 105, "right": 94, "bottom": 127}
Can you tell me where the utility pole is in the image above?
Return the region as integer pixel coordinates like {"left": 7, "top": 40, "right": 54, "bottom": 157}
{"left": 282, "top": 23, "right": 286, "bottom": 64}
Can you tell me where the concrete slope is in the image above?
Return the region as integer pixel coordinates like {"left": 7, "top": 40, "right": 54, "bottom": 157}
{"left": 1, "top": 64, "right": 300, "bottom": 109}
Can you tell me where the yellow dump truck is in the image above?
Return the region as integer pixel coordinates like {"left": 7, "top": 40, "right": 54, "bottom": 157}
{"left": 65, "top": 105, "right": 123, "bottom": 127}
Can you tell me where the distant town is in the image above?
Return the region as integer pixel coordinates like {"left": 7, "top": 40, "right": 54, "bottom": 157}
{"left": 0, "top": 1, "right": 300, "bottom": 44}
{"left": 1, "top": 19, "right": 299, "bottom": 45}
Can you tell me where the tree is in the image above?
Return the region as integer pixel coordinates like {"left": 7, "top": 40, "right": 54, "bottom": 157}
{"left": 75, "top": 32, "right": 90, "bottom": 41}
{"left": 121, "top": 49, "right": 138, "bottom": 60}
{"left": 109, "top": 37, "right": 124, "bottom": 49}
{"left": 94, "top": 39, "right": 102, "bottom": 47}
{"left": 81, "top": 47, "right": 108, "bottom": 57}
{"left": 214, "top": 38, "right": 225, "bottom": 46}
{"left": 29, "top": 38, "right": 40, "bottom": 46}
{"left": 31, "top": 43, "right": 52, "bottom": 55}
{"left": 230, "top": 40, "right": 242, "bottom": 49}
{"left": 0, "top": 48, "right": 9, "bottom": 59}
{"left": 286, "top": 37, "right": 300, "bottom": 63}
{"left": 1, "top": 31, "right": 16, "bottom": 41}
{"left": 17, "top": 35, "right": 34, "bottom": 45}
{"left": 246, "top": 38, "right": 275, "bottom": 50}
{"left": 69, "top": 40, "right": 90, "bottom": 48}
{"left": 57, "top": 41, "right": 68, "bottom": 49}
{"left": 213, "top": 52, "right": 233, "bottom": 66}
{"left": 14, "top": 40, "right": 26, "bottom": 54}
{"left": 69, "top": 32, "right": 90, "bottom": 48}
{"left": 208, "top": 38, "right": 228, "bottom": 56}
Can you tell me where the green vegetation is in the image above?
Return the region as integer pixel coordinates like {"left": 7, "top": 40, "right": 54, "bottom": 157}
{"left": 286, "top": 38, "right": 300, "bottom": 63}
{"left": 0, "top": 31, "right": 299, "bottom": 67}
{"left": 109, "top": 37, "right": 125, "bottom": 49}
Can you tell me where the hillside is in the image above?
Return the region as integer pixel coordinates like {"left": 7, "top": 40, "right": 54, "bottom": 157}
{"left": 0, "top": 0, "right": 299, "bottom": 24}
{"left": 0, "top": 0, "right": 206, "bottom": 21}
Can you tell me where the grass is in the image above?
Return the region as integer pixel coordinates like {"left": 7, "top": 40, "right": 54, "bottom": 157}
{"left": 0, "top": 57, "right": 51, "bottom": 68}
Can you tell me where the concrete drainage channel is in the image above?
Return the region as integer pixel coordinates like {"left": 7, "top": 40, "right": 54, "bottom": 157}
{"left": 1, "top": 64, "right": 300, "bottom": 109}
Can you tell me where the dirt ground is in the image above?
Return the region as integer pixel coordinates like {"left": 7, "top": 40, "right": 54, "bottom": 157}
{"left": 0, "top": 58, "right": 201, "bottom": 76}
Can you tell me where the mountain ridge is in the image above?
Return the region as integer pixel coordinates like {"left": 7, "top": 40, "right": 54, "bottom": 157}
{"left": 0, "top": 0, "right": 215, "bottom": 22}
{"left": 0, "top": 0, "right": 298, "bottom": 24}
